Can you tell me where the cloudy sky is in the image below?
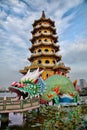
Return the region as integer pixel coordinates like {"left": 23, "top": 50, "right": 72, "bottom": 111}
{"left": 0, "top": 0, "right": 87, "bottom": 88}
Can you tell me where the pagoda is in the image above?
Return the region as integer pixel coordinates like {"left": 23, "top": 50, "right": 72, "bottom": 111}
{"left": 20, "top": 11, "right": 70, "bottom": 80}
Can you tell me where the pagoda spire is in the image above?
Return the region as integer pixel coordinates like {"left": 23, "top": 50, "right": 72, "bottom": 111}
{"left": 41, "top": 10, "right": 46, "bottom": 19}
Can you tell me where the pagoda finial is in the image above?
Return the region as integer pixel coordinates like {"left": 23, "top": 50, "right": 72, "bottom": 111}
{"left": 41, "top": 11, "right": 46, "bottom": 19}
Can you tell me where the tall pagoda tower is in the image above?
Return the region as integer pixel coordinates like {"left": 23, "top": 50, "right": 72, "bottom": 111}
{"left": 20, "top": 11, "right": 70, "bottom": 80}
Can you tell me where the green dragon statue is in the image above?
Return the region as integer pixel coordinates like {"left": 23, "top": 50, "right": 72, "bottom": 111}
{"left": 9, "top": 68, "right": 79, "bottom": 105}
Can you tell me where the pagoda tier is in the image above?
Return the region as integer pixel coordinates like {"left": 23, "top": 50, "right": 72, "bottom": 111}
{"left": 20, "top": 11, "right": 70, "bottom": 80}
{"left": 54, "top": 65, "right": 70, "bottom": 71}
{"left": 29, "top": 43, "right": 60, "bottom": 53}
{"left": 53, "top": 62, "right": 71, "bottom": 74}
{"left": 28, "top": 53, "right": 61, "bottom": 62}
{"left": 19, "top": 62, "right": 70, "bottom": 76}
{"left": 19, "top": 63, "right": 43, "bottom": 75}
{"left": 31, "top": 25, "right": 56, "bottom": 34}
{"left": 30, "top": 34, "right": 58, "bottom": 43}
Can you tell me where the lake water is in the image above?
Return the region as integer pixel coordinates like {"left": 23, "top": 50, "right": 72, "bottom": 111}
{"left": 0, "top": 92, "right": 16, "bottom": 97}
{"left": 0, "top": 92, "right": 87, "bottom": 130}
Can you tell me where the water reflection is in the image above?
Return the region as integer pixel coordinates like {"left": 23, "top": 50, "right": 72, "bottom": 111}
{"left": 0, "top": 92, "right": 16, "bottom": 97}
{"left": 9, "top": 113, "right": 23, "bottom": 126}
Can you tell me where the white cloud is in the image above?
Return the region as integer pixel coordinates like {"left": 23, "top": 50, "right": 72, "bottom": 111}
{"left": 60, "top": 37, "right": 87, "bottom": 57}
{"left": 0, "top": 10, "right": 7, "bottom": 20}
{"left": 64, "top": 0, "right": 84, "bottom": 8}
{"left": 59, "top": 37, "right": 87, "bottom": 80}
{"left": 0, "top": 0, "right": 86, "bottom": 87}
{"left": 56, "top": 12, "right": 76, "bottom": 35}
{"left": 9, "top": 35, "right": 28, "bottom": 49}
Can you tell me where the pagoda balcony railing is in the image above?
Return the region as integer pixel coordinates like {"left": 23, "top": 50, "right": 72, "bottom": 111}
{"left": 42, "top": 63, "right": 54, "bottom": 67}
{"left": 34, "top": 24, "right": 56, "bottom": 30}
{"left": 31, "top": 42, "right": 58, "bottom": 48}
{"left": 42, "top": 24, "right": 50, "bottom": 27}
{"left": 32, "top": 42, "right": 53, "bottom": 47}
{"left": 37, "top": 41, "right": 52, "bottom": 44}
{"left": 31, "top": 52, "right": 41, "bottom": 56}
{"left": 33, "top": 32, "right": 55, "bottom": 37}
{"left": 41, "top": 24, "right": 55, "bottom": 28}
{"left": 31, "top": 52, "right": 60, "bottom": 57}
{"left": 34, "top": 25, "right": 41, "bottom": 28}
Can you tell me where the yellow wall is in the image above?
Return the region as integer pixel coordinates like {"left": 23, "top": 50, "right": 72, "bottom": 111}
{"left": 35, "top": 57, "right": 56, "bottom": 64}
{"left": 35, "top": 29, "right": 52, "bottom": 35}
{"left": 42, "top": 22, "right": 50, "bottom": 25}
{"left": 35, "top": 37, "right": 52, "bottom": 43}
{"left": 41, "top": 29, "right": 51, "bottom": 34}
{"left": 42, "top": 70, "right": 54, "bottom": 80}
{"left": 36, "top": 21, "right": 50, "bottom": 26}
{"left": 35, "top": 46, "right": 55, "bottom": 53}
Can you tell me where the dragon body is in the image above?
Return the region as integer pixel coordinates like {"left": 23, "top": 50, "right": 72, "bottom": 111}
{"left": 42, "top": 75, "right": 79, "bottom": 105}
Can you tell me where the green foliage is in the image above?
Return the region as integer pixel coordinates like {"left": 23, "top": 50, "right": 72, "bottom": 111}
{"left": 25, "top": 105, "right": 87, "bottom": 130}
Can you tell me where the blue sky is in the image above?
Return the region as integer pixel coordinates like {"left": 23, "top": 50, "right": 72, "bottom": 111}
{"left": 0, "top": 0, "right": 87, "bottom": 88}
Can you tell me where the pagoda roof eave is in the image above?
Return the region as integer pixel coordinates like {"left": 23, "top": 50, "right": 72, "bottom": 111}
{"left": 53, "top": 65, "right": 71, "bottom": 71}
{"left": 28, "top": 54, "right": 61, "bottom": 62}
{"left": 31, "top": 25, "right": 56, "bottom": 34}
{"left": 29, "top": 53, "right": 61, "bottom": 58}
{"left": 30, "top": 34, "right": 58, "bottom": 43}
{"left": 19, "top": 69, "right": 27, "bottom": 75}
{"left": 20, "top": 65, "right": 55, "bottom": 72}
{"left": 25, "top": 64, "right": 44, "bottom": 70}
{"left": 32, "top": 33, "right": 58, "bottom": 39}
{"left": 30, "top": 42, "right": 59, "bottom": 47}
{"left": 32, "top": 18, "right": 55, "bottom": 27}
{"left": 29, "top": 43, "right": 60, "bottom": 52}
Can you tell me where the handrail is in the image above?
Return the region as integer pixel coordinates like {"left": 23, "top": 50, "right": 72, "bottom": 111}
{"left": 0, "top": 97, "right": 40, "bottom": 113}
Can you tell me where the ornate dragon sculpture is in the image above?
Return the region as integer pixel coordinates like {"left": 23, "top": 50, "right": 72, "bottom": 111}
{"left": 9, "top": 68, "right": 79, "bottom": 105}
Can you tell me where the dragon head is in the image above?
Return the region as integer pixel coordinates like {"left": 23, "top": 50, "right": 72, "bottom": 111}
{"left": 9, "top": 68, "right": 44, "bottom": 100}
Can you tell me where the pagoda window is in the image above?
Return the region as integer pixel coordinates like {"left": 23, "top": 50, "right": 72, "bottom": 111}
{"left": 44, "top": 22, "right": 48, "bottom": 25}
{"left": 62, "top": 72, "right": 65, "bottom": 75}
{"left": 45, "top": 60, "right": 50, "bottom": 64}
{"left": 46, "top": 74, "right": 48, "bottom": 78}
{"left": 45, "top": 49, "right": 49, "bottom": 52}
{"left": 38, "top": 39, "right": 41, "bottom": 43}
{"left": 44, "top": 30, "right": 47, "bottom": 33}
{"left": 52, "top": 49, "right": 54, "bottom": 53}
{"left": 44, "top": 39, "right": 48, "bottom": 42}
{"left": 39, "top": 22, "right": 41, "bottom": 25}
{"left": 38, "top": 60, "right": 42, "bottom": 64}
{"left": 53, "top": 60, "right": 56, "bottom": 64}
{"left": 34, "top": 50, "right": 36, "bottom": 53}
{"left": 39, "top": 30, "right": 41, "bottom": 33}
{"left": 38, "top": 49, "right": 42, "bottom": 53}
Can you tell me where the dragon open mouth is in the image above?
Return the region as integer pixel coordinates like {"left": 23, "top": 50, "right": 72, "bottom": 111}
{"left": 9, "top": 86, "right": 28, "bottom": 100}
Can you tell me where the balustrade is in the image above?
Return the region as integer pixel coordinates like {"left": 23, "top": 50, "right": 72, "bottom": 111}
{"left": 0, "top": 97, "right": 39, "bottom": 113}
{"left": 34, "top": 32, "right": 52, "bottom": 37}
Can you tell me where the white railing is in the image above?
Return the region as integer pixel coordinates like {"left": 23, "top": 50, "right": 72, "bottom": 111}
{"left": 34, "top": 24, "right": 55, "bottom": 29}
{"left": 33, "top": 32, "right": 52, "bottom": 37}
